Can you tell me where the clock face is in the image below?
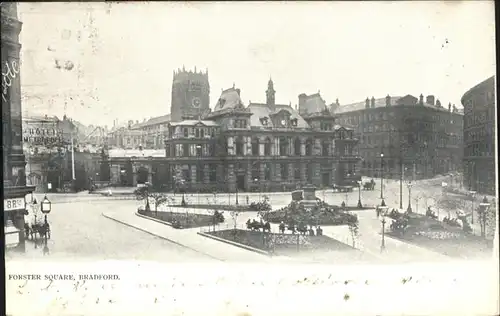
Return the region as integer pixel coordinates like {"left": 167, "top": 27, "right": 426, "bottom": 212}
{"left": 281, "top": 119, "right": 286, "bottom": 126}
{"left": 192, "top": 97, "right": 201, "bottom": 108}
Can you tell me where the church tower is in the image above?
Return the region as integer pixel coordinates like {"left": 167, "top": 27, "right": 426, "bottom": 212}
{"left": 170, "top": 66, "right": 210, "bottom": 122}
{"left": 266, "top": 78, "right": 276, "bottom": 111}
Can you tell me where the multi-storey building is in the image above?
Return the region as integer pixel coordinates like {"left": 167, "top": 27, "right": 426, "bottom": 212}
{"left": 331, "top": 94, "right": 464, "bottom": 180}
{"left": 2, "top": 3, "right": 35, "bottom": 251}
{"left": 162, "top": 79, "right": 361, "bottom": 192}
{"left": 461, "top": 75, "right": 496, "bottom": 195}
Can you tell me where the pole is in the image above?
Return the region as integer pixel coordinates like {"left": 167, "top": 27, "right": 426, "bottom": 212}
{"left": 400, "top": 161, "right": 404, "bottom": 209}
{"left": 380, "top": 155, "right": 384, "bottom": 199}
{"left": 43, "top": 214, "right": 49, "bottom": 255}
{"left": 407, "top": 184, "right": 412, "bottom": 213}
{"left": 71, "top": 134, "right": 76, "bottom": 181}
{"left": 381, "top": 217, "right": 386, "bottom": 252}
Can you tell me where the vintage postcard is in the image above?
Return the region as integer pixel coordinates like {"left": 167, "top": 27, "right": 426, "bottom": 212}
{"left": 3, "top": 1, "right": 498, "bottom": 315}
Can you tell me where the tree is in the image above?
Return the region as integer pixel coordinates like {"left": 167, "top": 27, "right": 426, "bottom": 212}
{"left": 135, "top": 183, "right": 168, "bottom": 216}
{"left": 346, "top": 212, "right": 359, "bottom": 248}
{"left": 229, "top": 210, "right": 239, "bottom": 232}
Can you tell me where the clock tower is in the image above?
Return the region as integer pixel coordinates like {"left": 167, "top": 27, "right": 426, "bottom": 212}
{"left": 170, "top": 66, "right": 210, "bottom": 122}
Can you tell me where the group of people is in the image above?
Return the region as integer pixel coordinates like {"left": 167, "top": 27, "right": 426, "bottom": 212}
{"left": 278, "top": 221, "right": 323, "bottom": 236}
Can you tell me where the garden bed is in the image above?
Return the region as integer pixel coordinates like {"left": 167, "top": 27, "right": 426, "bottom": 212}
{"left": 266, "top": 201, "right": 358, "bottom": 226}
{"left": 137, "top": 209, "right": 223, "bottom": 229}
{"left": 169, "top": 204, "right": 254, "bottom": 212}
{"left": 206, "top": 229, "right": 355, "bottom": 255}
{"left": 386, "top": 231, "right": 493, "bottom": 259}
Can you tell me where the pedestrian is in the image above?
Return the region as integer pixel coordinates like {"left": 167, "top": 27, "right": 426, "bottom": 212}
{"left": 246, "top": 195, "right": 249, "bottom": 205}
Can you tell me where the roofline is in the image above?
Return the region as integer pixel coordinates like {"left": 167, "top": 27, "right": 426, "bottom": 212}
{"left": 460, "top": 75, "right": 495, "bottom": 105}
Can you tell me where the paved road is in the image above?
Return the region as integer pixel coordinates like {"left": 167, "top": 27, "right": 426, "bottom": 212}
{"left": 7, "top": 199, "right": 215, "bottom": 262}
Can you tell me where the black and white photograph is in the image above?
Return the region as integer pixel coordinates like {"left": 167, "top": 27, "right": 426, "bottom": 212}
{"left": 3, "top": 1, "right": 498, "bottom": 315}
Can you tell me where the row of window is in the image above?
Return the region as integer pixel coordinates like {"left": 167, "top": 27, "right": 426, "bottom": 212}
{"left": 465, "top": 143, "right": 494, "bottom": 157}
{"left": 173, "top": 127, "right": 218, "bottom": 138}
{"left": 464, "top": 109, "right": 494, "bottom": 127}
{"left": 465, "top": 127, "right": 493, "bottom": 143}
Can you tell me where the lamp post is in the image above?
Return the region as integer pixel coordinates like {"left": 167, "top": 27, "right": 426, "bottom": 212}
{"left": 478, "top": 196, "right": 490, "bottom": 238}
{"left": 379, "top": 206, "right": 388, "bottom": 252}
{"left": 469, "top": 191, "right": 476, "bottom": 224}
{"left": 41, "top": 195, "right": 52, "bottom": 255}
{"left": 254, "top": 178, "right": 260, "bottom": 202}
{"left": 357, "top": 180, "right": 363, "bottom": 208}
{"left": 380, "top": 153, "right": 386, "bottom": 206}
{"left": 406, "top": 181, "right": 413, "bottom": 213}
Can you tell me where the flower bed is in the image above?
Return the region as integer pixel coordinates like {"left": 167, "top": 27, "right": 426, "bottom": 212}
{"left": 266, "top": 201, "right": 358, "bottom": 226}
{"left": 206, "top": 229, "right": 354, "bottom": 254}
{"left": 137, "top": 209, "right": 223, "bottom": 229}
{"left": 169, "top": 204, "right": 254, "bottom": 212}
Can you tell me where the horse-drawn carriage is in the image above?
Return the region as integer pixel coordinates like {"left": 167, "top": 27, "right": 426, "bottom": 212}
{"left": 24, "top": 220, "right": 51, "bottom": 241}
{"left": 246, "top": 219, "right": 271, "bottom": 232}
{"left": 362, "top": 180, "right": 376, "bottom": 190}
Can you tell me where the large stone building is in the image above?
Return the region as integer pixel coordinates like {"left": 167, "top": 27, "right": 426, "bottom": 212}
{"left": 160, "top": 79, "right": 360, "bottom": 192}
{"left": 331, "top": 94, "right": 464, "bottom": 180}
{"left": 2, "top": 3, "right": 35, "bottom": 251}
{"left": 461, "top": 75, "right": 496, "bottom": 195}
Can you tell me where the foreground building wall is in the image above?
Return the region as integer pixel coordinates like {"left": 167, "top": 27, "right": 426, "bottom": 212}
{"left": 462, "top": 75, "right": 496, "bottom": 195}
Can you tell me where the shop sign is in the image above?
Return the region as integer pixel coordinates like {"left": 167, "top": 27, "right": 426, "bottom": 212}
{"left": 4, "top": 198, "right": 26, "bottom": 211}
{"left": 22, "top": 122, "right": 64, "bottom": 146}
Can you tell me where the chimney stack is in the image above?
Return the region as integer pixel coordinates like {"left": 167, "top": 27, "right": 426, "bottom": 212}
{"left": 365, "top": 97, "right": 370, "bottom": 109}
{"left": 436, "top": 99, "right": 441, "bottom": 107}
{"left": 448, "top": 102, "right": 452, "bottom": 112}
{"left": 371, "top": 96, "right": 375, "bottom": 108}
{"left": 426, "top": 95, "right": 435, "bottom": 106}
{"left": 419, "top": 94, "right": 424, "bottom": 105}
{"left": 385, "top": 94, "right": 391, "bottom": 106}
{"left": 235, "top": 88, "right": 241, "bottom": 96}
{"left": 298, "top": 93, "right": 308, "bottom": 114}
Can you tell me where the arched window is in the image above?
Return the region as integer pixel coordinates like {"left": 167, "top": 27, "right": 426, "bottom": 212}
{"left": 280, "top": 163, "right": 288, "bottom": 180}
{"left": 235, "top": 136, "right": 244, "bottom": 156}
{"left": 264, "top": 163, "right": 271, "bottom": 180}
{"left": 264, "top": 137, "right": 272, "bottom": 156}
{"left": 294, "top": 163, "right": 301, "bottom": 180}
{"left": 279, "top": 137, "right": 288, "bottom": 156}
{"left": 305, "top": 138, "right": 313, "bottom": 156}
{"left": 294, "top": 138, "right": 301, "bottom": 156}
{"left": 252, "top": 137, "right": 260, "bottom": 156}
{"left": 252, "top": 162, "right": 260, "bottom": 180}
{"left": 306, "top": 164, "right": 313, "bottom": 183}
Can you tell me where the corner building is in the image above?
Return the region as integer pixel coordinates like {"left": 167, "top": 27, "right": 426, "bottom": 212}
{"left": 164, "top": 79, "right": 361, "bottom": 192}
{"left": 2, "top": 3, "right": 35, "bottom": 252}
{"left": 461, "top": 76, "right": 496, "bottom": 195}
{"left": 331, "top": 94, "right": 464, "bottom": 179}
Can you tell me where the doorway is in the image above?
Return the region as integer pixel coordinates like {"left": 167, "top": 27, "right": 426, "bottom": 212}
{"left": 236, "top": 174, "right": 246, "bottom": 191}
{"left": 322, "top": 172, "right": 331, "bottom": 187}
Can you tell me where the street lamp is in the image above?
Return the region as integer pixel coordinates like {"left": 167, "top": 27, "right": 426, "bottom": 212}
{"left": 380, "top": 153, "right": 386, "bottom": 206}
{"left": 379, "top": 206, "right": 389, "bottom": 252}
{"left": 469, "top": 191, "right": 476, "bottom": 224}
{"left": 41, "top": 195, "right": 52, "bottom": 255}
{"left": 406, "top": 181, "right": 413, "bottom": 213}
{"left": 254, "top": 178, "right": 260, "bottom": 202}
{"left": 478, "top": 196, "right": 490, "bottom": 238}
{"left": 357, "top": 180, "right": 363, "bottom": 208}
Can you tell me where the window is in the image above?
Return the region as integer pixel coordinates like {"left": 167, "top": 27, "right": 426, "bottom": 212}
{"left": 280, "top": 163, "right": 288, "bottom": 180}
{"left": 305, "top": 138, "right": 313, "bottom": 156}
{"left": 264, "top": 137, "right": 272, "bottom": 155}
{"left": 183, "top": 143, "right": 189, "bottom": 157}
{"left": 264, "top": 163, "right": 271, "bottom": 180}
{"left": 195, "top": 129, "right": 200, "bottom": 138}
{"left": 291, "top": 118, "right": 298, "bottom": 127}
{"left": 196, "top": 165, "right": 204, "bottom": 183}
{"left": 279, "top": 137, "right": 288, "bottom": 156}
{"left": 252, "top": 137, "right": 260, "bottom": 156}
{"left": 201, "top": 129, "right": 204, "bottom": 138}
{"left": 209, "top": 164, "right": 217, "bottom": 182}
{"left": 252, "top": 163, "right": 260, "bottom": 181}
{"left": 195, "top": 144, "right": 203, "bottom": 156}
{"left": 294, "top": 138, "right": 301, "bottom": 155}
{"left": 183, "top": 128, "right": 188, "bottom": 137}
{"left": 183, "top": 168, "right": 191, "bottom": 182}
{"left": 322, "top": 140, "right": 329, "bottom": 156}
{"left": 306, "top": 164, "right": 313, "bottom": 183}
{"left": 294, "top": 163, "right": 301, "bottom": 180}
{"left": 235, "top": 136, "right": 245, "bottom": 156}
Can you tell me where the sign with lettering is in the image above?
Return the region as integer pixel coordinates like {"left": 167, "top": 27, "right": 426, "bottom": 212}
{"left": 4, "top": 198, "right": 26, "bottom": 211}
{"left": 22, "top": 122, "right": 64, "bottom": 146}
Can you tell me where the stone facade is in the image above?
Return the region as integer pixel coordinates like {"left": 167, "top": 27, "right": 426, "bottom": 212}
{"left": 461, "top": 76, "right": 496, "bottom": 195}
{"left": 332, "top": 94, "right": 464, "bottom": 180}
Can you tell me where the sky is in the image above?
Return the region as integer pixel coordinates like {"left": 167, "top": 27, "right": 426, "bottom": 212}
{"left": 17, "top": 1, "right": 496, "bottom": 126}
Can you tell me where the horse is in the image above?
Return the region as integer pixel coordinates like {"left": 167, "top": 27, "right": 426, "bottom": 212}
{"left": 26, "top": 222, "right": 50, "bottom": 240}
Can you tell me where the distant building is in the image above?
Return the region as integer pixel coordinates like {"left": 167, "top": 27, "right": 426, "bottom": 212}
{"left": 461, "top": 75, "right": 496, "bottom": 194}
{"left": 170, "top": 67, "right": 211, "bottom": 122}
{"left": 331, "top": 94, "right": 464, "bottom": 179}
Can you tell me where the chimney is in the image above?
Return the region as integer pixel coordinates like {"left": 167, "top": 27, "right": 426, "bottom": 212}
{"left": 371, "top": 96, "right": 375, "bottom": 108}
{"left": 365, "top": 97, "right": 370, "bottom": 109}
{"left": 385, "top": 94, "right": 391, "bottom": 106}
{"left": 448, "top": 102, "right": 452, "bottom": 112}
{"left": 298, "top": 93, "right": 307, "bottom": 114}
{"left": 235, "top": 88, "right": 241, "bottom": 96}
{"left": 336, "top": 98, "right": 339, "bottom": 106}
{"left": 426, "top": 95, "right": 435, "bottom": 106}
{"left": 436, "top": 99, "right": 441, "bottom": 107}
{"left": 419, "top": 94, "right": 424, "bottom": 105}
